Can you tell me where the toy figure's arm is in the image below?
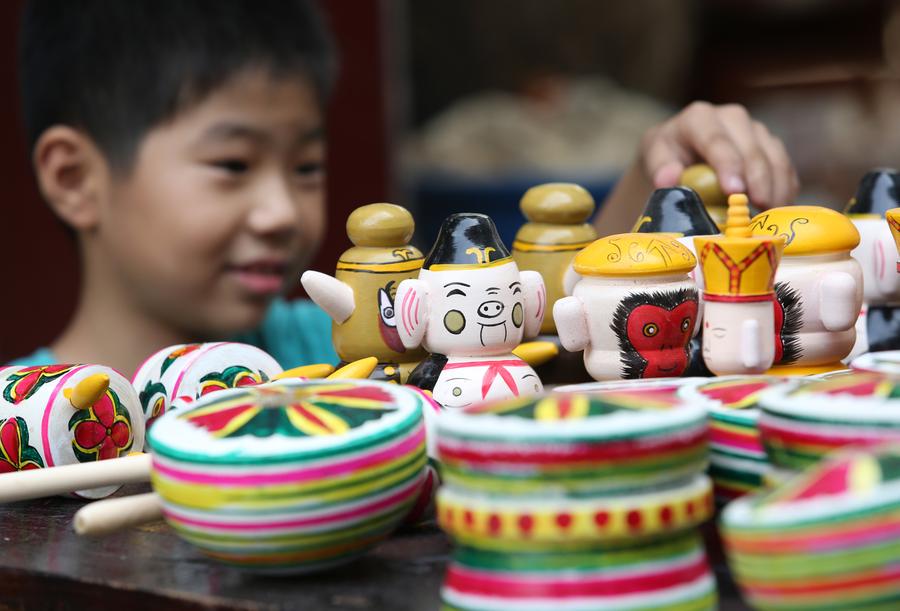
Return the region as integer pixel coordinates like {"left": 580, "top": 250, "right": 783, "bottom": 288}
{"left": 553, "top": 297, "right": 590, "bottom": 352}
{"left": 520, "top": 271, "right": 546, "bottom": 339}
{"left": 395, "top": 279, "right": 430, "bottom": 349}
{"left": 300, "top": 271, "right": 355, "bottom": 323}
{"left": 739, "top": 319, "right": 770, "bottom": 371}
{"left": 819, "top": 272, "right": 859, "bottom": 332}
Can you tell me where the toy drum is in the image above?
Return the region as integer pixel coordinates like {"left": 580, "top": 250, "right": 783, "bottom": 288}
{"left": 147, "top": 378, "right": 427, "bottom": 573}
{"left": 0, "top": 364, "right": 145, "bottom": 499}
{"left": 722, "top": 445, "right": 900, "bottom": 610}
{"left": 132, "top": 342, "right": 282, "bottom": 426}
{"left": 851, "top": 349, "right": 900, "bottom": 375}
{"left": 758, "top": 372, "right": 900, "bottom": 472}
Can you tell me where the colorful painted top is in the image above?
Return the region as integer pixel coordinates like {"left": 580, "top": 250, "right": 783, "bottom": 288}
{"left": 723, "top": 445, "right": 900, "bottom": 527}
{"left": 749, "top": 205, "right": 860, "bottom": 256}
{"left": 759, "top": 372, "right": 900, "bottom": 426}
{"left": 852, "top": 349, "right": 900, "bottom": 375}
{"left": 437, "top": 391, "right": 705, "bottom": 442}
{"left": 553, "top": 377, "right": 690, "bottom": 408}
{"left": 679, "top": 376, "right": 789, "bottom": 413}
{"left": 572, "top": 233, "right": 696, "bottom": 277}
{"left": 148, "top": 379, "right": 424, "bottom": 464}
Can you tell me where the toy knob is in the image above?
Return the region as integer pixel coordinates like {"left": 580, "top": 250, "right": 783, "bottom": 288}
{"left": 520, "top": 183, "right": 595, "bottom": 224}
{"left": 346, "top": 203, "right": 415, "bottom": 247}
{"left": 680, "top": 164, "right": 727, "bottom": 209}
{"left": 63, "top": 373, "right": 110, "bottom": 410}
{"left": 725, "top": 194, "right": 752, "bottom": 238}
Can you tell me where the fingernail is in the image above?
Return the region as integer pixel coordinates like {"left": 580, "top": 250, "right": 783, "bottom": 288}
{"left": 722, "top": 175, "right": 746, "bottom": 194}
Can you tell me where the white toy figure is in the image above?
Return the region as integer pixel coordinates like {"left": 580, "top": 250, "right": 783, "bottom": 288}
{"left": 749, "top": 205, "right": 863, "bottom": 375}
{"left": 553, "top": 233, "right": 700, "bottom": 381}
{"left": 846, "top": 169, "right": 900, "bottom": 358}
{"left": 694, "top": 194, "right": 785, "bottom": 375}
{"left": 396, "top": 213, "right": 546, "bottom": 408}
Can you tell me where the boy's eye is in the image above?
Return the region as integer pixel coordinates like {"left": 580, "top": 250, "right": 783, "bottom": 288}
{"left": 212, "top": 159, "right": 249, "bottom": 174}
{"left": 294, "top": 162, "right": 324, "bottom": 177}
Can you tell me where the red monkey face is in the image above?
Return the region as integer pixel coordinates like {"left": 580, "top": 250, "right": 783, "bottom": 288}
{"left": 610, "top": 288, "right": 699, "bottom": 379}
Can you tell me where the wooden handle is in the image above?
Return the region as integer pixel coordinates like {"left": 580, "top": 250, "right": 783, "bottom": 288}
{"left": 74, "top": 492, "right": 163, "bottom": 536}
{"left": 0, "top": 453, "right": 152, "bottom": 503}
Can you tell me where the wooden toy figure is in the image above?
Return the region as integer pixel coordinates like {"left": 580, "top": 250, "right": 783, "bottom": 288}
{"left": 554, "top": 233, "right": 700, "bottom": 380}
{"left": 845, "top": 169, "right": 900, "bottom": 356}
{"left": 888, "top": 206, "right": 900, "bottom": 272}
{"left": 749, "top": 205, "right": 863, "bottom": 375}
{"left": 0, "top": 364, "right": 145, "bottom": 498}
{"left": 301, "top": 203, "right": 427, "bottom": 382}
{"left": 679, "top": 163, "right": 728, "bottom": 229}
{"left": 634, "top": 186, "right": 720, "bottom": 375}
{"left": 395, "top": 213, "right": 546, "bottom": 408}
{"left": 511, "top": 183, "right": 597, "bottom": 334}
{"left": 694, "top": 194, "right": 785, "bottom": 375}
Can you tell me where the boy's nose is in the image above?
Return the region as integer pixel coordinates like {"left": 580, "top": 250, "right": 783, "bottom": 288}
{"left": 248, "top": 179, "right": 300, "bottom": 237}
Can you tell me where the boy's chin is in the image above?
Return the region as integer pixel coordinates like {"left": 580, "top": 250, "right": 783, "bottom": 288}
{"left": 199, "top": 299, "right": 275, "bottom": 338}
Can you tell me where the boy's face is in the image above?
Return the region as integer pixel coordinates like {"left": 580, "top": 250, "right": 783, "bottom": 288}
{"left": 101, "top": 71, "right": 326, "bottom": 336}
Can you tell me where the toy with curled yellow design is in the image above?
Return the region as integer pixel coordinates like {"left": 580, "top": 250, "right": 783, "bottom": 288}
{"left": 553, "top": 233, "right": 700, "bottom": 380}
{"left": 748, "top": 205, "right": 862, "bottom": 375}
{"left": 887, "top": 207, "right": 900, "bottom": 273}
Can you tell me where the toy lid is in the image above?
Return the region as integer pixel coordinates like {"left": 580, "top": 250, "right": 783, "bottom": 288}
{"left": 749, "top": 205, "right": 860, "bottom": 256}
{"left": 347, "top": 203, "right": 416, "bottom": 247}
{"left": 436, "top": 391, "right": 706, "bottom": 443}
{"left": 632, "top": 187, "right": 719, "bottom": 237}
{"left": 572, "top": 233, "right": 697, "bottom": 277}
{"left": 851, "top": 350, "right": 900, "bottom": 376}
{"left": 758, "top": 372, "right": 900, "bottom": 426}
{"left": 519, "top": 183, "right": 595, "bottom": 224}
{"left": 722, "top": 445, "right": 900, "bottom": 529}
{"left": 147, "top": 379, "right": 424, "bottom": 465}
{"left": 423, "top": 213, "right": 511, "bottom": 270}
{"left": 553, "top": 377, "right": 693, "bottom": 409}
{"left": 679, "top": 164, "right": 727, "bottom": 209}
{"left": 679, "top": 375, "right": 790, "bottom": 416}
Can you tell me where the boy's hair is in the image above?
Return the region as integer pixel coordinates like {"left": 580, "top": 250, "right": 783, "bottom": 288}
{"left": 19, "top": 0, "right": 336, "bottom": 170}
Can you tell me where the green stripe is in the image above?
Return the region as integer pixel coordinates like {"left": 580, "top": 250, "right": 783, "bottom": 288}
{"left": 729, "top": 538, "right": 900, "bottom": 579}
{"left": 439, "top": 420, "right": 704, "bottom": 446}
{"left": 725, "top": 504, "right": 900, "bottom": 533}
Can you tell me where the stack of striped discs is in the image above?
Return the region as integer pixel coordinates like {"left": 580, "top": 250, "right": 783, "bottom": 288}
{"left": 721, "top": 444, "right": 900, "bottom": 610}
{"left": 679, "top": 376, "right": 788, "bottom": 503}
{"left": 436, "top": 392, "right": 717, "bottom": 610}
{"left": 132, "top": 342, "right": 283, "bottom": 428}
{"left": 147, "top": 378, "right": 427, "bottom": 573}
{"left": 758, "top": 372, "right": 900, "bottom": 474}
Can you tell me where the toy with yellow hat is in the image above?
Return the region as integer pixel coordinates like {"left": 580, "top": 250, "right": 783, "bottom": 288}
{"left": 694, "top": 194, "right": 785, "bottom": 375}
{"left": 511, "top": 183, "right": 597, "bottom": 335}
{"left": 301, "top": 203, "right": 427, "bottom": 383}
{"left": 553, "top": 232, "right": 700, "bottom": 380}
{"left": 749, "top": 205, "right": 863, "bottom": 375}
{"left": 395, "top": 213, "right": 546, "bottom": 408}
{"left": 887, "top": 206, "right": 900, "bottom": 273}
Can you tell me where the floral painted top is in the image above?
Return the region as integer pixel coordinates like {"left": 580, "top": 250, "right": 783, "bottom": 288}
{"left": 6, "top": 299, "right": 338, "bottom": 370}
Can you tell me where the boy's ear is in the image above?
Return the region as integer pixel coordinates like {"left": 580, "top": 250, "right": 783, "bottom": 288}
{"left": 33, "top": 126, "right": 110, "bottom": 230}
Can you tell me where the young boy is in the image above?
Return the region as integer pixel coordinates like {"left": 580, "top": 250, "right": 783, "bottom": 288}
{"left": 11, "top": 0, "right": 797, "bottom": 376}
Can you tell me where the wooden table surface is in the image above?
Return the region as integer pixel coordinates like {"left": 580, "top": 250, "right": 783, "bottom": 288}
{"left": 0, "top": 484, "right": 750, "bottom": 610}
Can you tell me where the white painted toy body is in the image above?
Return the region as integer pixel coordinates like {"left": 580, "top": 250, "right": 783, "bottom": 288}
{"left": 848, "top": 218, "right": 900, "bottom": 359}
{"left": 702, "top": 300, "right": 775, "bottom": 375}
{"left": 555, "top": 273, "right": 700, "bottom": 381}
{"left": 397, "top": 261, "right": 546, "bottom": 405}
{"left": 774, "top": 254, "right": 863, "bottom": 368}
{"left": 0, "top": 364, "right": 145, "bottom": 499}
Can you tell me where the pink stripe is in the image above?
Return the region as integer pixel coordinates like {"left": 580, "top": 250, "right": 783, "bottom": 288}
{"left": 413, "top": 296, "right": 419, "bottom": 326}
{"left": 710, "top": 426, "right": 763, "bottom": 454}
{"left": 163, "top": 476, "right": 422, "bottom": 531}
{"left": 401, "top": 290, "right": 414, "bottom": 336}
{"left": 154, "top": 425, "right": 425, "bottom": 486}
{"left": 41, "top": 366, "right": 85, "bottom": 468}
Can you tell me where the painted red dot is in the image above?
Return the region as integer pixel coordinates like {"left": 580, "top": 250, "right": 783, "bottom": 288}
{"left": 518, "top": 514, "right": 534, "bottom": 533}
{"left": 686, "top": 501, "right": 696, "bottom": 517}
{"left": 660, "top": 505, "right": 674, "bottom": 525}
{"left": 464, "top": 511, "right": 474, "bottom": 527}
{"left": 594, "top": 511, "right": 610, "bottom": 528}
{"left": 556, "top": 513, "right": 573, "bottom": 529}
{"left": 488, "top": 514, "right": 502, "bottom": 534}
{"left": 627, "top": 510, "right": 643, "bottom": 530}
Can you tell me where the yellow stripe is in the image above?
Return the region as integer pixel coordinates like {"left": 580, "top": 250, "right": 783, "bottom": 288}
{"left": 336, "top": 259, "right": 423, "bottom": 273}
{"left": 427, "top": 258, "right": 511, "bottom": 271}
{"left": 512, "top": 240, "right": 593, "bottom": 253}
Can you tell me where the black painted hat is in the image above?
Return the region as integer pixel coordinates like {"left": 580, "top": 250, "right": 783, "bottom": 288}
{"left": 846, "top": 168, "right": 900, "bottom": 217}
{"left": 423, "top": 213, "right": 511, "bottom": 270}
{"left": 632, "top": 187, "right": 720, "bottom": 237}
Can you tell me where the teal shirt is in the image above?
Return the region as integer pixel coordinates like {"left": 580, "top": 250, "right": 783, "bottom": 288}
{"left": 7, "top": 298, "right": 338, "bottom": 370}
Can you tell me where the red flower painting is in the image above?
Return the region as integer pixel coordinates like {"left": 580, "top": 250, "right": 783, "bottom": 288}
{"left": 69, "top": 390, "right": 133, "bottom": 462}
{"left": 0, "top": 417, "right": 45, "bottom": 472}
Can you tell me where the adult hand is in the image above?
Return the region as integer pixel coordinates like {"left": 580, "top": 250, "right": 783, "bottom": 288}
{"left": 639, "top": 101, "right": 799, "bottom": 209}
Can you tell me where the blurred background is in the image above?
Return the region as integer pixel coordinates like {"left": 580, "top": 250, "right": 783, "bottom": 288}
{"left": 2, "top": 0, "right": 899, "bottom": 360}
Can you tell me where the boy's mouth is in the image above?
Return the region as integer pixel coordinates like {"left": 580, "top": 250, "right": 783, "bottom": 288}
{"left": 227, "top": 261, "right": 287, "bottom": 296}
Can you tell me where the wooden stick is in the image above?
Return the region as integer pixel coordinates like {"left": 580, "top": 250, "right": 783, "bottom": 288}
{"left": 74, "top": 492, "right": 163, "bottom": 536}
{"left": 0, "top": 453, "right": 152, "bottom": 503}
